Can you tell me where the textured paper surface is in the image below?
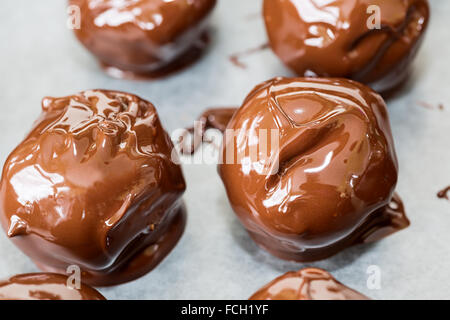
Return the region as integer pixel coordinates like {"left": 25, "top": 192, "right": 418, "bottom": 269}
{"left": 0, "top": 0, "right": 449, "bottom": 300}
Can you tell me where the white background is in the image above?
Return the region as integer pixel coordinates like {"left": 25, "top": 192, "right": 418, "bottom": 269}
{"left": 0, "top": 0, "right": 449, "bottom": 299}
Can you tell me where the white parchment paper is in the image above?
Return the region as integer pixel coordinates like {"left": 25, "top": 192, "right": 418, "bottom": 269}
{"left": 0, "top": 0, "right": 449, "bottom": 300}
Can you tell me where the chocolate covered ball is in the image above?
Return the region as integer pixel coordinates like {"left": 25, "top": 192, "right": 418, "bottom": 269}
{"left": 0, "top": 90, "right": 186, "bottom": 286}
{"left": 0, "top": 273, "right": 105, "bottom": 300}
{"left": 263, "top": 0, "right": 430, "bottom": 93}
{"left": 250, "top": 268, "right": 368, "bottom": 300}
{"left": 70, "top": 0, "right": 217, "bottom": 78}
{"left": 218, "top": 77, "right": 409, "bottom": 262}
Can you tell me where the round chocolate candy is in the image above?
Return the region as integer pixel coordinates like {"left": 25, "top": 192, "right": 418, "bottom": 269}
{"left": 70, "top": 0, "right": 217, "bottom": 78}
{"left": 0, "top": 90, "right": 186, "bottom": 286}
{"left": 263, "top": 0, "right": 430, "bottom": 93}
{"left": 0, "top": 273, "right": 105, "bottom": 300}
{"left": 218, "top": 77, "right": 409, "bottom": 262}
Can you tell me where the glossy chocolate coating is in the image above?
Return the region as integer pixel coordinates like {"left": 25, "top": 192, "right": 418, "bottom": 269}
{"left": 194, "top": 107, "right": 238, "bottom": 133}
{"left": 70, "top": 0, "right": 217, "bottom": 78}
{"left": 438, "top": 186, "right": 450, "bottom": 200}
{"left": 263, "top": 0, "right": 430, "bottom": 93}
{"left": 250, "top": 268, "right": 368, "bottom": 300}
{"left": 0, "top": 90, "right": 186, "bottom": 286}
{"left": 179, "top": 107, "right": 237, "bottom": 155}
{"left": 0, "top": 273, "right": 105, "bottom": 300}
{"left": 218, "top": 77, "right": 409, "bottom": 262}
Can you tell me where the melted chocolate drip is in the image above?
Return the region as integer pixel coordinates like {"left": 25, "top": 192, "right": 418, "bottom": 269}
{"left": 418, "top": 101, "right": 446, "bottom": 111}
{"left": 178, "top": 107, "right": 237, "bottom": 155}
{"left": 437, "top": 186, "right": 450, "bottom": 200}
{"left": 229, "top": 43, "right": 270, "bottom": 69}
{"left": 357, "top": 193, "right": 409, "bottom": 244}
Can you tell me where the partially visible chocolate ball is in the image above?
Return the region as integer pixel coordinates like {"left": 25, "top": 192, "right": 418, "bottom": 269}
{"left": 70, "top": 0, "right": 217, "bottom": 78}
{"left": 0, "top": 273, "right": 105, "bottom": 300}
{"left": 263, "top": 0, "right": 430, "bottom": 93}
{"left": 0, "top": 90, "right": 186, "bottom": 286}
{"left": 250, "top": 268, "right": 368, "bottom": 300}
{"left": 218, "top": 77, "right": 409, "bottom": 262}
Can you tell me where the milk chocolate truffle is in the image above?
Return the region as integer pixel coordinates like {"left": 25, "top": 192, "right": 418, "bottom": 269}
{"left": 218, "top": 77, "right": 409, "bottom": 262}
{"left": 250, "top": 268, "right": 368, "bottom": 300}
{"left": 263, "top": 0, "right": 430, "bottom": 93}
{"left": 0, "top": 273, "right": 105, "bottom": 300}
{"left": 0, "top": 90, "right": 186, "bottom": 286}
{"left": 70, "top": 0, "right": 217, "bottom": 78}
